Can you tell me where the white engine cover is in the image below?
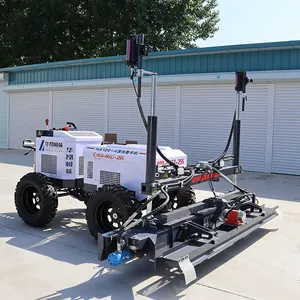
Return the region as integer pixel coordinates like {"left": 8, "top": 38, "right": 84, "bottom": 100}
{"left": 35, "top": 130, "right": 103, "bottom": 181}
{"left": 83, "top": 144, "right": 187, "bottom": 200}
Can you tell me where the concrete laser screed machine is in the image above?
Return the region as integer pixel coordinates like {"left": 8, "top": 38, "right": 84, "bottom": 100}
{"left": 15, "top": 33, "right": 279, "bottom": 284}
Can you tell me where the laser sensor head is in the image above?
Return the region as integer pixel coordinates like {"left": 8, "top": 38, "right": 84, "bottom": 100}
{"left": 235, "top": 71, "right": 253, "bottom": 93}
{"left": 126, "top": 33, "right": 149, "bottom": 68}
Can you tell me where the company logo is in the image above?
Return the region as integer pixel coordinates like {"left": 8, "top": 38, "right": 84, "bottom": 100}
{"left": 39, "top": 140, "right": 63, "bottom": 152}
{"left": 39, "top": 140, "right": 45, "bottom": 151}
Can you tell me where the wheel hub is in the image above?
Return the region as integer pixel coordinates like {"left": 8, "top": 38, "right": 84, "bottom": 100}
{"left": 22, "top": 185, "right": 41, "bottom": 215}
{"left": 96, "top": 200, "right": 125, "bottom": 232}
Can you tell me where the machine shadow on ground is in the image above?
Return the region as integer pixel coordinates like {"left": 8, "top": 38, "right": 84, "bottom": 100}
{"left": 0, "top": 208, "right": 99, "bottom": 265}
{"left": 34, "top": 227, "right": 278, "bottom": 300}
{"left": 0, "top": 206, "right": 278, "bottom": 300}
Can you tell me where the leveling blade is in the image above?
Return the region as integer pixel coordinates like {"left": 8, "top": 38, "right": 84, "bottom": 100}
{"left": 98, "top": 187, "right": 279, "bottom": 284}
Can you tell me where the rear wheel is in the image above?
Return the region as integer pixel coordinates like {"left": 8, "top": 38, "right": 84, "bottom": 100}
{"left": 152, "top": 186, "right": 196, "bottom": 213}
{"left": 86, "top": 184, "right": 139, "bottom": 239}
{"left": 14, "top": 172, "right": 58, "bottom": 227}
{"left": 168, "top": 186, "right": 196, "bottom": 210}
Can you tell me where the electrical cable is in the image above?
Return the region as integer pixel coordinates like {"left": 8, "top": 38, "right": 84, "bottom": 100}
{"left": 132, "top": 77, "right": 179, "bottom": 174}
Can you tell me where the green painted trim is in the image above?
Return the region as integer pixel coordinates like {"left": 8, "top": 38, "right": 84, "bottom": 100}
{"left": 1, "top": 39, "right": 300, "bottom": 73}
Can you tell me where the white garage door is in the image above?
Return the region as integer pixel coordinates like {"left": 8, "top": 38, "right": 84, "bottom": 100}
{"left": 52, "top": 89, "right": 106, "bottom": 135}
{"left": 272, "top": 84, "right": 300, "bottom": 175}
{"left": 108, "top": 86, "right": 177, "bottom": 146}
{"left": 0, "top": 82, "right": 8, "bottom": 148}
{"left": 9, "top": 91, "right": 49, "bottom": 149}
{"left": 239, "top": 84, "right": 269, "bottom": 172}
{"left": 179, "top": 84, "right": 269, "bottom": 172}
{"left": 108, "top": 86, "right": 150, "bottom": 144}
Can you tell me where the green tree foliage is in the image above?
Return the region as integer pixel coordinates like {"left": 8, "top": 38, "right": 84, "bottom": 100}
{"left": 0, "top": 0, "right": 219, "bottom": 67}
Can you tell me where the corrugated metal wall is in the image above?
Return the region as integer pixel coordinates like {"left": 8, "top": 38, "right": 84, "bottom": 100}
{"left": 7, "top": 48, "right": 300, "bottom": 85}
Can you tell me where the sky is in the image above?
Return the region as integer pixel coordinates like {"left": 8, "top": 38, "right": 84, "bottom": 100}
{"left": 197, "top": 0, "right": 300, "bottom": 47}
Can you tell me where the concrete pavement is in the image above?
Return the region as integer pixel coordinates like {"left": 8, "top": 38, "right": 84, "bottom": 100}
{"left": 0, "top": 149, "right": 300, "bottom": 300}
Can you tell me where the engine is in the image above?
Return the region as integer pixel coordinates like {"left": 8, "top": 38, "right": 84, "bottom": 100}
{"left": 82, "top": 143, "right": 187, "bottom": 200}
{"left": 35, "top": 129, "right": 103, "bottom": 188}
{"left": 32, "top": 127, "right": 187, "bottom": 199}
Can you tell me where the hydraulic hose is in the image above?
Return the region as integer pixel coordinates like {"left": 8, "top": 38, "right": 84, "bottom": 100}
{"left": 138, "top": 185, "right": 170, "bottom": 220}
{"left": 213, "top": 110, "right": 236, "bottom": 166}
{"left": 133, "top": 79, "right": 179, "bottom": 173}
{"left": 116, "top": 167, "right": 195, "bottom": 251}
{"left": 211, "top": 165, "right": 247, "bottom": 194}
{"left": 122, "top": 186, "right": 170, "bottom": 233}
{"left": 165, "top": 167, "right": 195, "bottom": 189}
{"left": 224, "top": 193, "right": 254, "bottom": 219}
{"left": 116, "top": 189, "right": 162, "bottom": 249}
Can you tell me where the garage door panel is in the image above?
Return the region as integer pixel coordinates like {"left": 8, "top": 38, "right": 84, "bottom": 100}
{"left": 180, "top": 85, "right": 236, "bottom": 165}
{"left": 239, "top": 85, "right": 269, "bottom": 172}
{"left": 0, "top": 83, "right": 8, "bottom": 148}
{"left": 272, "top": 84, "right": 300, "bottom": 175}
{"left": 179, "top": 84, "right": 269, "bottom": 172}
{"left": 108, "top": 87, "right": 150, "bottom": 144}
{"left": 9, "top": 92, "right": 49, "bottom": 149}
{"left": 155, "top": 86, "right": 177, "bottom": 148}
{"left": 108, "top": 86, "right": 176, "bottom": 147}
{"left": 52, "top": 89, "right": 105, "bottom": 135}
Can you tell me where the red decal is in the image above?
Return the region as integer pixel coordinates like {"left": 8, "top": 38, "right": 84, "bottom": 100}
{"left": 156, "top": 158, "right": 185, "bottom": 166}
{"left": 191, "top": 172, "right": 219, "bottom": 184}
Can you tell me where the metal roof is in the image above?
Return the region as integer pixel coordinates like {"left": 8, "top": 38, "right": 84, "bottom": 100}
{"left": 1, "top": 39, "right": 300, "bottom": 85}
{"left": 1, "top": 39, "right": 300, "bottom": 72}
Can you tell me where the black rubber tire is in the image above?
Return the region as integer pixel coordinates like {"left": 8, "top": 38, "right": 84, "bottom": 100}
{"left": 168, "top": 186, "right": 196, "bottom": 210}
{"left": 14, "top": 172, "right": 58, "bottom": 227}
{"left": 151, "top": 186, "right": 196, "bottom": 213}
{"left": 86, "top": 184, "right": 139, "bottom": 240}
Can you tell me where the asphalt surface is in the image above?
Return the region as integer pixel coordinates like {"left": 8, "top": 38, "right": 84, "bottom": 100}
{"left": 0, "top": 149, "right": 300, "bottom": 300}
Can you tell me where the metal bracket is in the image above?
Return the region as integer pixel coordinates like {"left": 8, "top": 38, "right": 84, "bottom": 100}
{"left": 177, "top": 221, "right": 214, "bottom": 242}
{"left": 178, "top": 255, "right": 197, "bottom": 285}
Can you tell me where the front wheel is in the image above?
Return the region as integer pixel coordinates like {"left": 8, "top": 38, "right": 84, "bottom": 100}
{"left": 14, "top": 172, "right": 58, "bottom": 227}
{"left": 86, "top": 184, "right": 139, "bottom": 240}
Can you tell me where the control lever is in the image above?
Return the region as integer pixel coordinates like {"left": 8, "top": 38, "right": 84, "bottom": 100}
{"left": 66, "top": 122, "right": 77, "bottom": 130}
{"left": 23, "top": 139, "right": 36, "bottom": 155}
